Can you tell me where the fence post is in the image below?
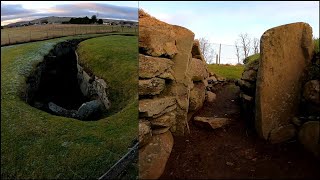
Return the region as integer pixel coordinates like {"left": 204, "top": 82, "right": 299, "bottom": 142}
{"left": 7, "top": 33, "right": 10, "bottom": 45}
{"left": 216, "top": 54, "right": 218, "bottom": 64}
{"left": 218, "top": 43, "right": 221, "bottom": 65}
{"left": 29, "top": 31, "right": 31, "bottom": 41}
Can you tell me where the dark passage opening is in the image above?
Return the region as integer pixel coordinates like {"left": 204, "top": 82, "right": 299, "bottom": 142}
{"left": 37, "top": 48, "right": 87, "bottom": 110}
{"left": 25, "top": 39, "right": 106, "bottom": 120}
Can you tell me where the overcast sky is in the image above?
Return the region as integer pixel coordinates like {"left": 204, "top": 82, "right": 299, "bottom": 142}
{"left": 1, "top": 1, "right": 138, "bottom": 25}
{"left": 140, "top": 1, "right": 319, "bottom": 64}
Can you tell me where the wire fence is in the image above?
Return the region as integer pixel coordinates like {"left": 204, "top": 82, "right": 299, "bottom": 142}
{"left": 206, "top": 42, "right": 259, "bottom": 65}
{"left": 1, "top": 24, "right": 138, "bottom": 46}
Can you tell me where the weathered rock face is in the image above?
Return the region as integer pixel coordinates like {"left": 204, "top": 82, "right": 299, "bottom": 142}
{"left": 139, "top": 54, "right": 174, "bottom": 79}
{"left": 139, "top": 78, "right": 166, "bottom": 96}
{"left": 188, "top": 58, "right": 208, "bottom": 81}
{"left": 189, "top": 82, "right": 206, "bottom": 111}
{"left": 139, "top": 120, "right": 152, "bottom": 147}
{"left": 255, "top": 22, "right": 314, "bottom": 141}
{"left": 139, "top": 97, "right": 176, "bottom": 118}
{"left": 139, "top": 131, "right": 174, "bottom": 179}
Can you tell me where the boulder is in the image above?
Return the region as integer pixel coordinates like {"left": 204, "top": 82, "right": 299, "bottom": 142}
{"left": 207, "top": 76, "right": 217, "bottom": 83}
{"left": 139, "top": 120, "right": 152, "bottom": 148}
{"left": 236, "top": 79, "right": 255, "bottom": 95}
{"left": 149, "top": 112, "right": 176, "bottom": 128}
{"left": 303, "top": 80, "right": 320, "bottom": 104}
{"left": 189, "top": 82, "right": 206, "bottom": 111}
{"left": 217, "top": 76, "right": 226, "bottom": 82}
{"left": 241, "top": 69, "right": 257, "bottom": 82}
{"left": 139, "top": 54, "right": 174, "bottom": 79}
{"left": 298, "top": 121, "right": 320, "bottom": 158}
{"left": 48, "top": 102, "right": 78, "bottom": 118}
{"left": 269, "top": 124, "right": 296, "bottom": 144}
{"left": 206, "top": 91, "right": 216, "bottom": 102}
{"left": 139, "top": 97, "right": 176, "bottom": 118}
{"left": 139, "top": 78, "right": 166, "bottom": 96}
{"left": 139, "top": 131, "right": 174, "bottom": 179}
{"left": 77, "top": 100, "right": 104, "bottom": 120}
{"left": 255, "top": 22, "right": 314, "bottom": 141}
{"left": 188, "top": 58, "right": 208, "bottom": 81}
{"left": 194, "top": 117, "right": 232, "bottom": 130}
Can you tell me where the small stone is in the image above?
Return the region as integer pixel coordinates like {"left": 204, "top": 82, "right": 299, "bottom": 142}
{"left": 206, "top": 91, "right": 216, "bottom": 102}
{"left": 226, "top": 162, "right": 234, "bottom": 166}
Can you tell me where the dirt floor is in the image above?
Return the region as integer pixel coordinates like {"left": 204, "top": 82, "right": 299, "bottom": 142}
{"left": 160, "top": 83, "right": 320, "bottom": 179}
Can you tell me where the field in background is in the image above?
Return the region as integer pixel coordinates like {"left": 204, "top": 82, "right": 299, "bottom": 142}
{"left": 1, "top": 24, "right": 137, "bottom": 46}
{"left": 208, "top": 64, "right": 244, "bottom": 80}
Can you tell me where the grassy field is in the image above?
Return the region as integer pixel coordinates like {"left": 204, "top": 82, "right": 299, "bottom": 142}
{"left": 1, "top": 24, "right": 137, "bottom": 46}
{"left": 1, "top": 34, "right": 138, "bottom": 179}
{"left": 208, "top": 64, "right": 244, "bottom": 80}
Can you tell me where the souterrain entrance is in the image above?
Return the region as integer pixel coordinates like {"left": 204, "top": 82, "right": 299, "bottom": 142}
{"left": 160, "top": 82, "right": 320, "bottom": 179}
{"left": 24, "top": 39, "right": 109, "bottom": 120}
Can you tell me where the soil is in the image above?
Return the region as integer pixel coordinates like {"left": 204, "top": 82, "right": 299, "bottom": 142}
{"left": 160, "top": 83, "right": 320, "bottom": 179}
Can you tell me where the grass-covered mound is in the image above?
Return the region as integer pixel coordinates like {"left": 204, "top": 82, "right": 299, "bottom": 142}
{"left": 1, "top": 34, "right": 138, "bottom": 179}
{"left": 76, "top": 35, "right": 138, "bottom": 116}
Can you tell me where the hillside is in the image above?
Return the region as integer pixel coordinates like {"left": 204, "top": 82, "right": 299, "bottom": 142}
{"left": 4, "top": 16, "right": 138, "bottom": 28}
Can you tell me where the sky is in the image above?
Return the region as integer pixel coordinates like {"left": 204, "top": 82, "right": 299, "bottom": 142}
{"left": 1, "top": 1, "right": 138, "bottom": 26}
{"left": 140, "top": 1, "right": 320, "bottom": 64}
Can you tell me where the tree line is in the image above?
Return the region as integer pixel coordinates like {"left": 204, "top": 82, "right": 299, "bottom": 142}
{"left": 62, "top": 15, "right": 103, "bottom": 24}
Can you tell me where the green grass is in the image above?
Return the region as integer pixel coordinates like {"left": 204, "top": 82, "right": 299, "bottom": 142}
{"left": 76, "top": 35, "right": 138, "bottom": 115}
{"left": 245, "top": 53, "right": 260, "bottom": 65}
{"left": 208, "top": 64, "right": 244, "bottom": 80}
{"left": 1, "top": 34, "right": 138, "bottom": 179}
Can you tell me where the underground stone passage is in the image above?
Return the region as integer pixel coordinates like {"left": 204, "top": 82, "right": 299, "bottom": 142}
{"left": 24, "top": 39, "right": 110, "bottom": 120}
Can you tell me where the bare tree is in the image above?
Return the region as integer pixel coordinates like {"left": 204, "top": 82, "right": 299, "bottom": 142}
{"left": 235, "top": 41, "right": 241, "bottom": 64}
{"left": 253, "top": 38, "right": 259, "bottom": 54}
{"left": 239, "top": 33, "right": 251, "bottom": 59}
{"left": 199, "top": 37, "right": 215, "bottom": 64}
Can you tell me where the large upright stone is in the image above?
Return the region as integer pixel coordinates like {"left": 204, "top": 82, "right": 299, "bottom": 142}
{"left": 255, "top": 22, "right": 314, "bottom": 141}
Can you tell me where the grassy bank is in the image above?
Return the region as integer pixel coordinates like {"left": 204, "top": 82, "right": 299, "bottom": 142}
{"left": 1, "top": 34, "right": 138, "bottom": 179}
{"left": 208, "top": 64, "right": 244, "bottom": 79}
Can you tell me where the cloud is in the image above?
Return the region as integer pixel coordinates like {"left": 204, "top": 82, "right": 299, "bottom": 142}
{"left": 1, "top": 2, "right": 138, "bottom": 25}
{"left": 1, "top": 3, "right": 36, "bottom": 16}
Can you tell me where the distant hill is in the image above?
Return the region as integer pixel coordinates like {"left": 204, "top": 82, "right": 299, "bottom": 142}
{"left": 4, "top": 16, "right": 138, "bottom": 28}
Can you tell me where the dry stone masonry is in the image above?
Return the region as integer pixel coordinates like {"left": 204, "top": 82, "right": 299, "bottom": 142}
{"left": 138, "top": 10, "right": 210, "bottom": 179}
